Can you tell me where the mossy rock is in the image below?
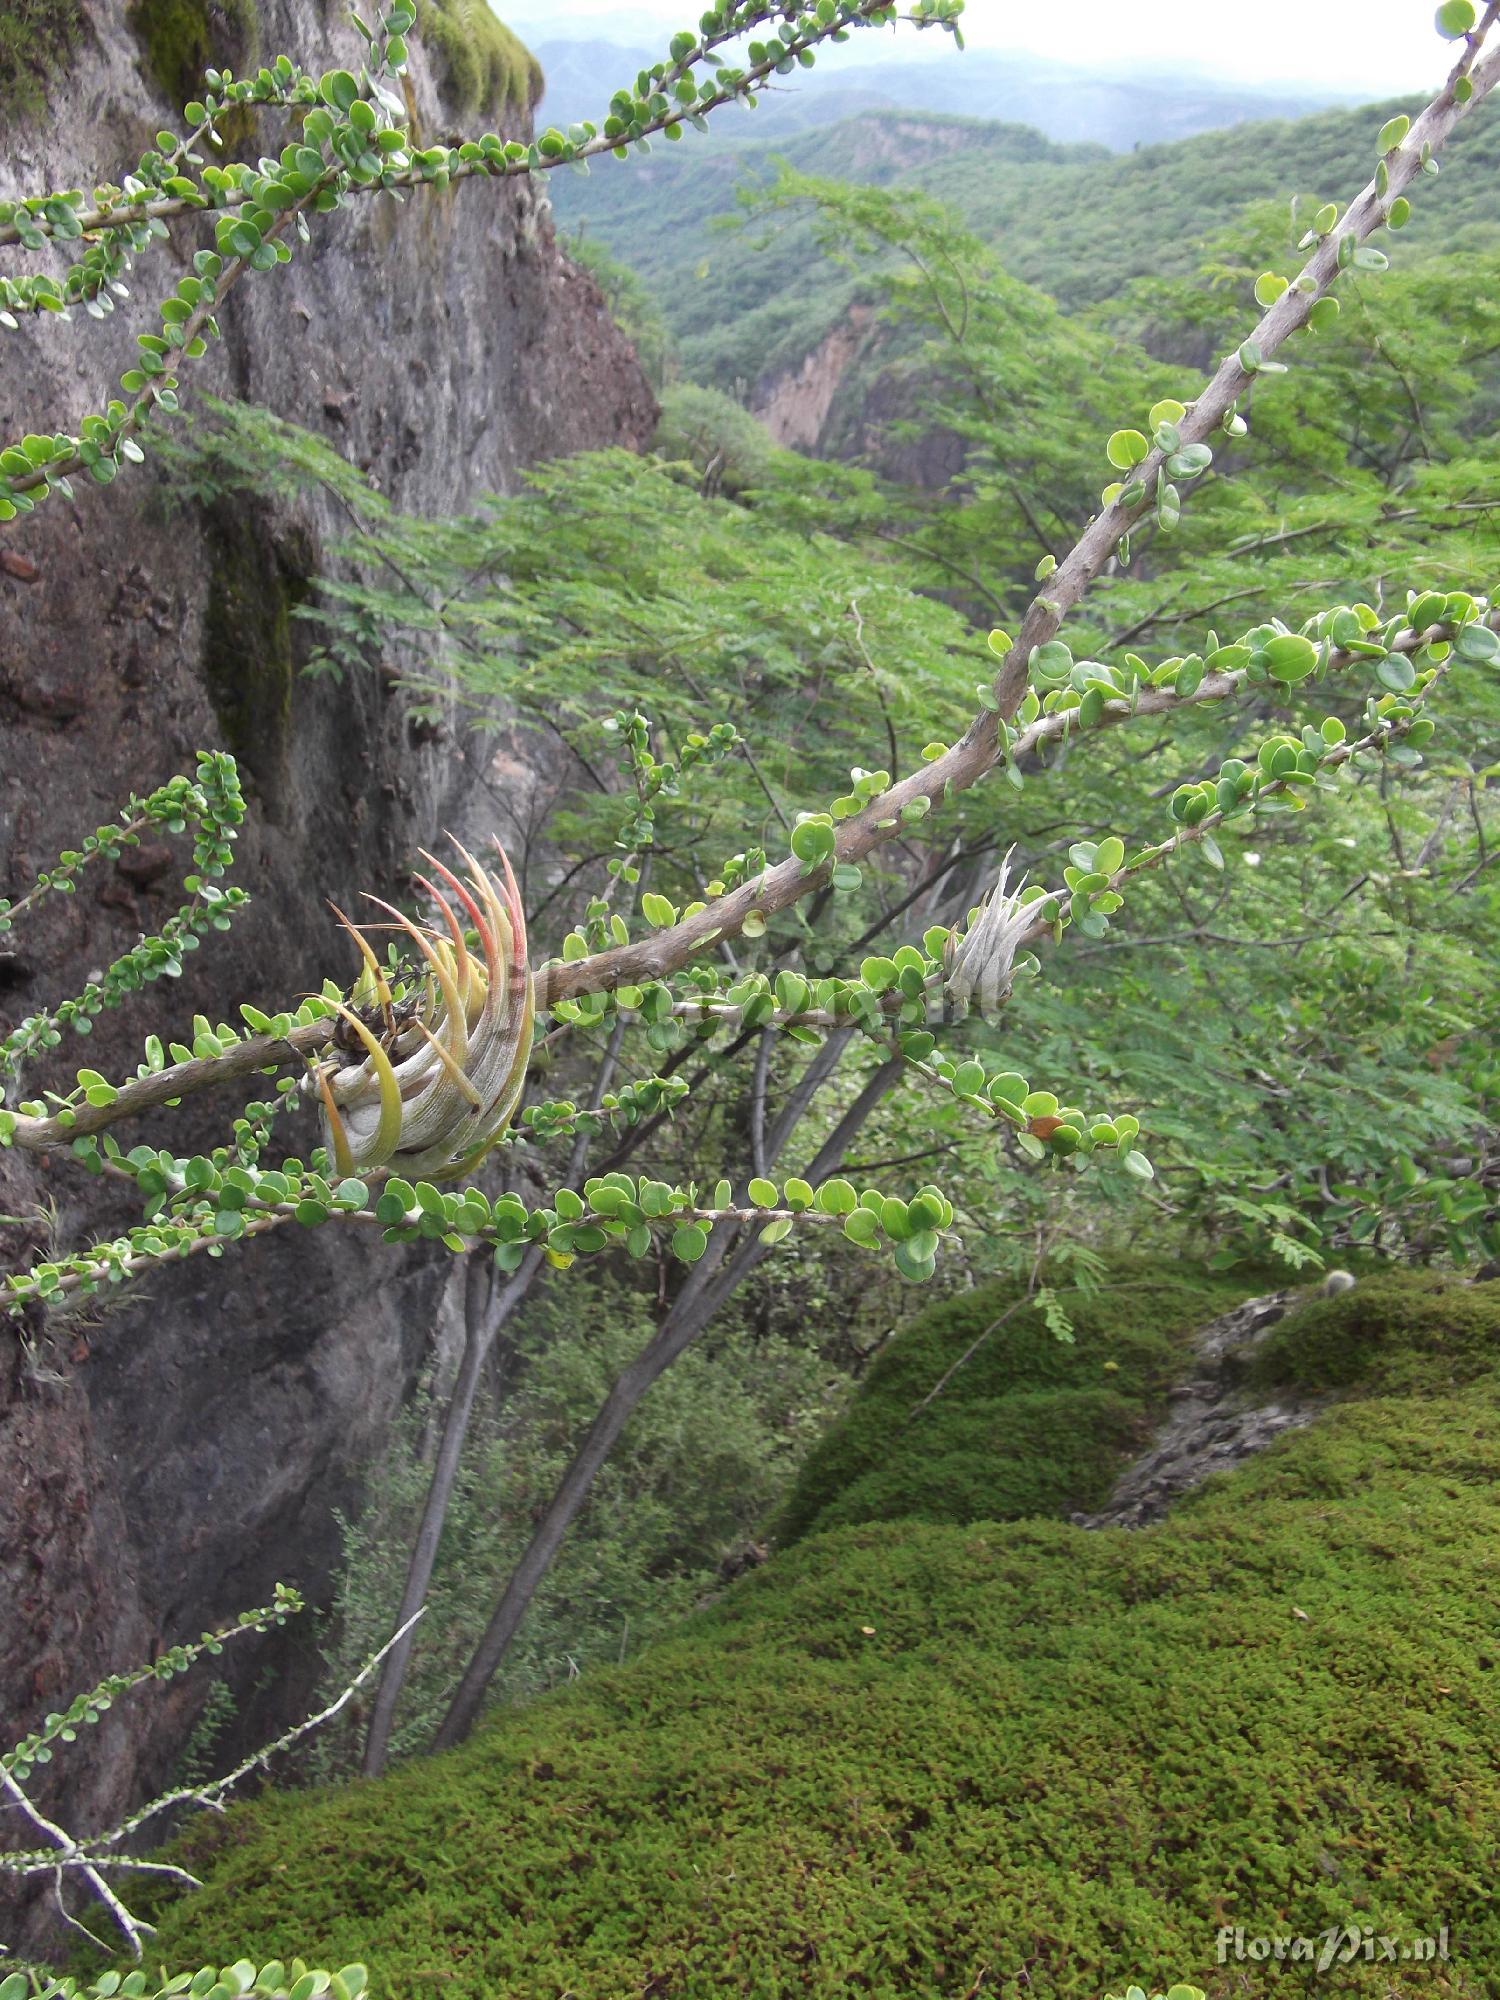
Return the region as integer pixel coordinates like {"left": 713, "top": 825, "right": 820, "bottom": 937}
{"left": 139, "top": 1353, "right": 1500, "bottom": 1997}
{"left": 811, "top": 1386, "right": 1153, "bottom": 1532}
{"left": 1251, "top": 1268, "right": 1500, "bottom": 1397}
{"left": 774, "top": 1256, "right": 1283, "bottom": 1542}
{"left": 415, "top": 1, "right": 542, "bottom": 123}
{"left": 0, "top": 1, "right": 86, "bottom": 126}
{"left": 127, "top": 0, "right": 259, "bottom": 120}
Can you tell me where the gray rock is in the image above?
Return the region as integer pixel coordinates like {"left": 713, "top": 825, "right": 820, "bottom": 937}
{"left": 0, "top": 1, "right": 653, "bottom": 1930}
{"left": 1075, "top": 1288, "right": 1326, "bottom": 1531}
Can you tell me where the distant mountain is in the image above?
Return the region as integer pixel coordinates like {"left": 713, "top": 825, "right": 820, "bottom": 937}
{"left": 528, "top": 37, "right": 1364, "bottom": 151}
{"left": 542, "top": 90, "right": 1500, "bottom": 398}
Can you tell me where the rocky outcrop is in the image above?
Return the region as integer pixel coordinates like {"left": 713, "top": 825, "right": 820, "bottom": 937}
{"left": 0, "top": 0, "right": 653, "bottom": 1915}
{"left": 1075, "top": 1289, "right": 1324, "bottom": 1529}
{"left": 752, "top": 306, "right": 966, "bottom": 488}
{"left": 755, "top": 305, "right": 873, "bottom": 452}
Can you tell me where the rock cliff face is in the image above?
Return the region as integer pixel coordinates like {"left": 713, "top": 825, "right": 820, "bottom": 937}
{"left": 0, "top": 0, "right": 654, "bottom": 1901}
{"left": 753, "top": 308, "right": 966, "bottom": 489}
{"left": 754, "top": 305, "right": 873, "bottom": 452}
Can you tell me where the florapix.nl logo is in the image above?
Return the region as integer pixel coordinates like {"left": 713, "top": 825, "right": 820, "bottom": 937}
{"left": 1216, "top": 1922, "right": 1450, "bottom": 1971}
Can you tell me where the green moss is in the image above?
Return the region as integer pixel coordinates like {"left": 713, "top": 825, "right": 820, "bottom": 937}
{"left": 141, "top": 1362, "right": 1500, "bottom": 1997}
{"left": 811, "top": 1386, "right": 1154, "bottom": 1532}
{"left": 0, "top": 0, "right": 84, "bottom": 126}
{"left": 416, "top": 1, "right": 542, "bottom": 123}
{"left": 774, "top": 1256, "right": 1282, "bottom": 1542}
{"left": 1251, "top": 1269, "right": 1500, "bottom": 1397}
{"left": 201, "top": 503, "right": 309, "bottom": 809}
{"left": 126, "top": 0, "right": 259, "bottom": 121}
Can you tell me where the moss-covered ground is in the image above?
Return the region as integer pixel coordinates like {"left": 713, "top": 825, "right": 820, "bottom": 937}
{"left": 774, "top": 1258, "right": 1283, "bottom": 1541}
{"left": 140, "top": 1270, "right": 1500, "bottom": 1997}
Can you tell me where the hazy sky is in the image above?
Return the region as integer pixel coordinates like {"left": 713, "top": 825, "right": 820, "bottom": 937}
{"left": 505, "top": 1, "right": 1455, "bottom": 95}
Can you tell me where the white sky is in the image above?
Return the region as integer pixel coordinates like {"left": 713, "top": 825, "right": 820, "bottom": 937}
{"left": 504, "top": 1, "right": 1455, "bottom": 95}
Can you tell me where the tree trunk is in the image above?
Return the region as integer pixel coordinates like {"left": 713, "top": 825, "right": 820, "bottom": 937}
{"left": 431, "top": 1047, "right": 900, "bottom": 1750}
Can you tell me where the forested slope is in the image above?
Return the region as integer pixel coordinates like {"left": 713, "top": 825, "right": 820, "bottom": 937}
{"left": 554, "top": 91, "right": 1500, "bottom": 390}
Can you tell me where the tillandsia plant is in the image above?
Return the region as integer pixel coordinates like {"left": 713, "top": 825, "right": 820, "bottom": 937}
{"left": 305, "top": 840, "right": 534, "bottom": 1182}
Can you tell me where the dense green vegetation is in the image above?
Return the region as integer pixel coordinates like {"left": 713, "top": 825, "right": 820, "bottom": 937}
{"left": 775, "top": 1258, "right": 1281, "bottom": 1541}
{"left": 309, "top": 1273, "right": 851, "bottom": 1770}
{"left": 553, "top": 93, "right": 1500, "bottom": 391}
{"left": 141, "top": 1272, "right": 1500, "bottom": 1997}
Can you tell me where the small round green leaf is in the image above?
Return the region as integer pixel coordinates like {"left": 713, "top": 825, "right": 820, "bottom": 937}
{"left": 1106, "top": 429, "right": 1148, "bottom": 469}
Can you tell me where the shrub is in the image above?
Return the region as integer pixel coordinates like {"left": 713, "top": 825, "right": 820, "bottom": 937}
{"left": 309, "top": 1274, "right": 831, "bottom": 1771}
{"left": 653, "top": 382, "right": 779, "bottom": 491}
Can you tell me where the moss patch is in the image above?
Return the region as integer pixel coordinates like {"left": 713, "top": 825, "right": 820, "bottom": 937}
{"left": 0, "top": 0, "right": 85, "bottom": 126}
{"left": 416, "top": 1, "right": 542, "bottom": 123}
{"left": 141, "top": 1316, "right": 1500, "bottom": 1997}
{"left": 127, "top": 0, "right": 259, "bottom": 120}
{"left": 1250, "top": 1268, "right": 1500, "bottom": 1397}
{"left": 774, "top": 1257, "right": 1282, "bottom": 1542}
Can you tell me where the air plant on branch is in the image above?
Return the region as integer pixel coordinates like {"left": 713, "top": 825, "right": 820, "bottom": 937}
{"left": 302, "top": 837, "right": 534, "bottom": 1181}
{"left": 943, "top": 846, "right": 1034, "bottom": 1019}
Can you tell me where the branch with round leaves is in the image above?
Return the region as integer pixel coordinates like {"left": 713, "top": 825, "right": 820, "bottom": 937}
{"left": 1, "top": 1148, "right": 960, "bottom": 1316}
{"left": 0, "top": 0, "right": 959, "bottom": 256}
{"left": 988, "top": 2, "right": 1500, "bottom": 708}
{"left": 0, "top": 752, "right": 248, "bottom": 1087}
{"left": 0, "top": 0, "right": 962, "bottom": 523}
{"left": 0, "top": 57, "right": 319, "bottom": 327}
{"left": 629, "top": 624, "right": 1466, "bottom": 1163}
{"left": 2, "top": 590, "right": 1490, "bottom": 1155}
{"left": 538, "top": 592, "right": 1499, "bottom": 1004}
{"left": 2, "top": 1586, "right": 303, "bottom": 1785}
{"left": 0, "top": 1590, "right": 422, "bottom": 1981}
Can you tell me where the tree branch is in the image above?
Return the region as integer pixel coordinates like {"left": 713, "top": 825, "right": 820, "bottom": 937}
{"left": 430, "top": 1050, "right": 903, "bottom": 1749}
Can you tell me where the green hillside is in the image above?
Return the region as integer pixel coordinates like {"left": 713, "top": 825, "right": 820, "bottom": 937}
{"left": 141, "top": 1274, "right": 1500, "bottom": 1998}
{"left": 554, "top": 92, "right": 1500, "bottom": 391}
{"left": 773, "top": 1258, "right": 1273, "bottom": 1543}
